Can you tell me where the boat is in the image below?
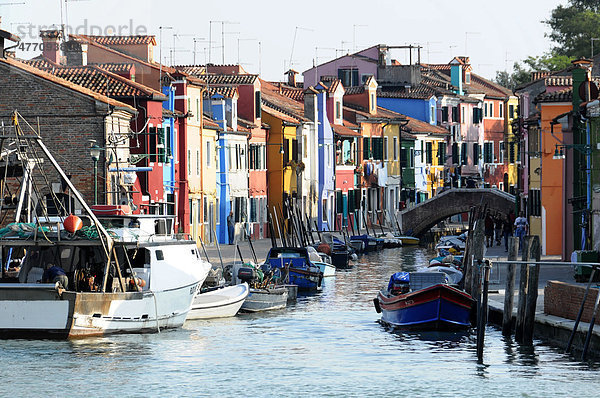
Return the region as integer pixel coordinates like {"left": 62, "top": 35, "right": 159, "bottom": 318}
{"left": 307, "top": 246, "right": 335, "bottom": 277}
{"left": 395, "top": 236, "right": 420, "bottom": 246}
{"left": 0, "top": 116, "right": 210, "bottom": 338}
{"left": 374, "top": 271, "right": 474, "bottom": 331}
{"left": 187, "top": 283, "right": 249, "bottom": 320}
{"left": 264, "top": 247, "right": 323, "bottom": 292}
{"left": 232, "top": 262, "right": 292, "bottom": 311}
{"left": 350, "top": 234, "right": 380, "bottom": 252}
{"left": 241, "top": 286, "right": 288, "bottom": 312}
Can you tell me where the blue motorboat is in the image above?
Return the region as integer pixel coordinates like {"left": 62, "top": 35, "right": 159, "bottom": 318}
{"left": 263, "top": 247, "right": 323, "bottom": 292}
{"left": 374, "top": 271, "right": 475, "bottom": 331}
{"left": 350, "top": 234, "right": 381, "bottom": 252}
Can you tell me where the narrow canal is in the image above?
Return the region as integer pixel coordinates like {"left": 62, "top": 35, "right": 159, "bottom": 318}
{"left": 1, "top": 246, "right": 599, "bottom": 397}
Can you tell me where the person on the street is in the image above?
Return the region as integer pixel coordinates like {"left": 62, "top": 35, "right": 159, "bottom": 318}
{"left": 494, "top": 214, "right": 503, "bottom": 246}
{"left": 514, "top": 212, "right": 528, "bottom": 250}
{"left": 227, "top": 211, "right": 235, "bottom": 245}
{"left": 484, "top": 212, "right": 494, "bottom": 247}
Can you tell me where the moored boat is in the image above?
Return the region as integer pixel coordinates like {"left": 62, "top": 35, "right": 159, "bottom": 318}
{"left": 0, "top": 116, "right": 211, "bottom": 338}
{"left": 264, "top": 247, "right": 323, "bottom": 292}
{"left": 396, "top": 236, "right": 420, "bottom": 246}
{"left": 187, "top": 283, "right": 249, "bottom": 320}
{"left": 241, "top": 286, "right": 288, "bottom": 312}
{"left": 374, "top": 271, "right": 474, "bottom": 331}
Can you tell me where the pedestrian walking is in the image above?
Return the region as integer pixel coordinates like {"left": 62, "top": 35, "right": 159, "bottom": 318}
{"left": 502, "top": 215, "right": 512, "bottom": 251}
{"left": 484, "top": 212, "right": 494, "bottom": 247}
{"left": 514, "top": 212, "right": 528, "bottom": 251}
{"left": 494, "top": 214, "right": 503, "bottom": 246}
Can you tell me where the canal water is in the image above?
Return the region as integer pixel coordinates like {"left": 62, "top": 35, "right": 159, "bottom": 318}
{"left": 1, "top": 247, "right": 599, "bottom": 397}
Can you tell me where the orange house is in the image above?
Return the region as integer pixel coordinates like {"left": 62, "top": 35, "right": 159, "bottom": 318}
{"left": 535, "top": 90, "right": 572, "bottom": 255}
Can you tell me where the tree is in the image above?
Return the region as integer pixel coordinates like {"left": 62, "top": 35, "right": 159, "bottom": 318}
{"left": 494, "top": 55, "right": 574, "bottom": 90}
{"left": 545, "top": 0, "right": 600, "bottom": 57}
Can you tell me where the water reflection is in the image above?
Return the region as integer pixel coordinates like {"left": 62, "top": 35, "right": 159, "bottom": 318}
{"left": 1, "top": 245, "right": 600, "bottom": 397}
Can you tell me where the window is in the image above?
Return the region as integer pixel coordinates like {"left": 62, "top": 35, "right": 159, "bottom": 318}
{"left": 393, "top": 137, "right": 398, "bottom": 161}
{"left": 473, "top": 108, "right": 482, "bottom": 124}
{"left": 196, "top": 98, "right": 200, "bottom": 121}
{"left": 156, "top": 250, "right": 164, "bottom": 261}
{"left": 529, "top": 128, "right": 540, "bottom": 157}
{"left": 336, "top": 101, "right": 341, "bottom": 119}
{"left": 165, "top": 126, "right": 172, "bottom": 163}
{"left": 461, "top": 143, "right": 468, "bottom": 165}
{"left": 372, "top": 137, "right": 384, "bottom": 161}
{"left": 452, "top": 143, "right": 459, "bottom": 164}
{"left": 409, "top": 148, "right": 414, "bottom": 168}
{"left": 292, "top": 139, "right": 298, "bottom": 162}
{"left": 196, "top": 150, "right": 200, "bottom": 175}
{"left": 322, "top": 199, "right": 328, "bottom": 221}
{"left": 483, "top": 142, "right": 493, "bottom": 164}
{"left": 430, "top": 106, "right": 435, "bottom": 123}
{"left": 383, "top": 137, "right": 388, "bottom": 161}
{"left": 283, "top": 139, "right": 289, "bottom": 165}
{"left": 484, "top": 103, "right": 488, "bottom": 118}
{"left": 371, "top": 93, "right": 376, "bottom": 111}
{"left": 187, "top": 149, "right": 191, "bottom": 175}
{"left": 206, "top": 141, "right": 211, "bottom": 167}
{"left": 452, "top": 106, "right": 459, "bottom": 123}
{"left": 203, "top": 197, "right": 208, "bottom": 221}
{"left": 499, "top": 142, "right": 505, "bottom": 163}
{"left": 400, "top": 147, "right": 407, "bottom": 168}
{"left": 499, "top": 103, "right": 503, "bottom": 118}
{"left": 338, "top": 68, "right": 359, "bottom": 87}
{"left": 473, "top": 143, "right": 480, "bottom": 163}
{"left": 529, "top": 189, "right": 541, "bottom": 217}
{"left": 189, "top": 199, "right": 193, "bottom": 224}
{"left": 437, "top": 142, "right": 447, "bottom": 164}
{"left": 489, "top": 102, "right": 493, "bottom": 118}
{"left": 509, "top": 142, "right": 516, "bottom": 163}
{"left": 255, "top": 91, "right": 262, "bottom": 119}
{"left": 509, "top": 104, "right": 515, "bottom": 119}
{"left": 441, "top": 107, "right": 449, "bottom": 122}
{"left": 363, "top": 137, "right": 371, "bottom": 160}
{"left": 250, "top": 198, "right": 257, "bottom": 223}
{"left": 461, "top": 106, "right": 465, "bottom": 123}
{"left": 425, "top": 142, "right": 433, "bottom": 164}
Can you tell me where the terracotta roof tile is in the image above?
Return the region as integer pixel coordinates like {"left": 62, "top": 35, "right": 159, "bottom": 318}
{"left": 93, "top": 62, "right": 135, "bottom": 74}
{"left": 535, "top": 87, "right": 573, "bottom": 103}
{"left": 203, "top": 116, "right": 221, "bottom": 129}
{"left": 81, "top": 35, "right": 156, "bottom": 46}
{"left": 332, "top": 123, "right": 361, "bottom": 137}
{"left": 260, "top": 79, "right": 306, "bottom": 122}
{"left": 237, "top": 117, "right": 259, "bottom": 129}
{"left": 20, "top": 58, "right": 59, "bottom": 69}
{"left": 35, "top": 65, "right": 165, "bottom": 99}
{"left": 202, "top": 74, "right": 258, "bottom": 85}
{"left": 204, "top": 86, "right": 238, "bottom": 98}
{"left": 0, "top": 58, "right": 136, "bottom": 113}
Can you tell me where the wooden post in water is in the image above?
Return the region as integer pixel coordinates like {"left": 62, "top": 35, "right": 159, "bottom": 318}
{"left": 470, "top": 218, "right": 485, "bottom": 297}
{"left": 515, "top": 236, "right": 531, "bottom": 343}
{"left": 477, "top": 260, "right": 491, "bottom": 362}
{"left": 522, "top": 235, "right": 540, "bottom": 344}
{"left": 502, "top": 236, "right": 519, "bottom": 336}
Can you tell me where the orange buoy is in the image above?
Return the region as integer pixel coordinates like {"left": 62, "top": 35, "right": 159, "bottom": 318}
{"left": 63, "top": 214, "right": 83, "bottom": 233}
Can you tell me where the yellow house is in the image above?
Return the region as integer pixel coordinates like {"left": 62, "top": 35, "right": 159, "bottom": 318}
{"left": 186, "top": 82, "right": 205, "bottom": 244}
{"left": 201, "top": 120, "right": 219, "bottom": 244}
{"left": 505, "top": 95, "right": 519, "bottom": 191}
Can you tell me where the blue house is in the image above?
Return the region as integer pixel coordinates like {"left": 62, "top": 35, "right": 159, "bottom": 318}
{"left": 313, "top": 83, "right": 336, "bottom": 231}
{"left": 378, "top": 94, "right": 437, "bottom": 125}
{"left": 162, "top": 85, "right": 177, "bottom": 215}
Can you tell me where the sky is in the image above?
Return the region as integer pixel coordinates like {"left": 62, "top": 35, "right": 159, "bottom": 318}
{"left": 1, "top": 0, "right": 568, "bottom": 82}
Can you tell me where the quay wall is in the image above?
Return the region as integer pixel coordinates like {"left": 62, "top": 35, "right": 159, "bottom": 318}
{"left": 544, "top": 281, "right": 600, "bottom": 325}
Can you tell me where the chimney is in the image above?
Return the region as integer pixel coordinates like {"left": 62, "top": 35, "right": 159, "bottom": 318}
{"left": 64, "top": 40, "right": 88, "bottom": 66}
{"left": 286, "top": 69, "right": 298, "bottom": 87}
{"left": 0, "top": 20, "right": 21, "bottom": 59}
{"left": 40, "top": 29, "right": 63, "bottom": 64}
{"left": 450, "top": 57, "right": 463, "bottom": 96}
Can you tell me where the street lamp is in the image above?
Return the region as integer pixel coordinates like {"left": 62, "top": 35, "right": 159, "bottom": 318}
{"left": 90, "top": 143, "right": 101, "bottom": 205}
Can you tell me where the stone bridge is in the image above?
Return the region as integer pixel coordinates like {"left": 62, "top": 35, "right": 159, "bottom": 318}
{"left": 398, "top": 188, "right": 515, "bottom": 237}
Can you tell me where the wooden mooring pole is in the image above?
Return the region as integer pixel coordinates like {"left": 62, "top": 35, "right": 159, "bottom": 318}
{"left": 477, "top": 260, "right": 491, "bottom": 362}
{"left": 515, "top": 236, "right": 540, "bottom": 344}
{"left": 502, "top": 237, "right": 519, "bottom": 336}
{"left": 523, "top": 236, "right": 540, "bottom": 344}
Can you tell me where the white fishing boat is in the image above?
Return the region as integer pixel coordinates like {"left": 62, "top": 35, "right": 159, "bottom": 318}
{"left": 307, "top": 246, "right": 335, "bottom": 277}
{"left": 187, "top": 283, "right": 249, "bottom": 320}
{"left": 0, "top": 113, "right": 211, "bottom": 338}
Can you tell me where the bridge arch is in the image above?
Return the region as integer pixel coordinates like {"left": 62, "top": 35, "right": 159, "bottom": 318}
{"left": 399, "top": 188, "right": 515, "bottom": 237}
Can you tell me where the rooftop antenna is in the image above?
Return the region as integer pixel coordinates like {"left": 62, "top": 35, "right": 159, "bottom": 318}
{"left": 158, "top": 26, "right": 173, "bottom": 86}
{"left": 288, "top": 26, "right": 313, "bottom": 73}
{"left": 221, "top": 21, "right": 239, "bottom": 64}
{"left": 448, "top": 44, "right": 458, "bottom": 60}
{"left": 353, "top": 24, "right": 367, "bottom": 52}
{"left": 171, "top": 33, "right": 193, "bottom": 65}
{"left": 192, "top": 37, "right": 208, "bottom": 65}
